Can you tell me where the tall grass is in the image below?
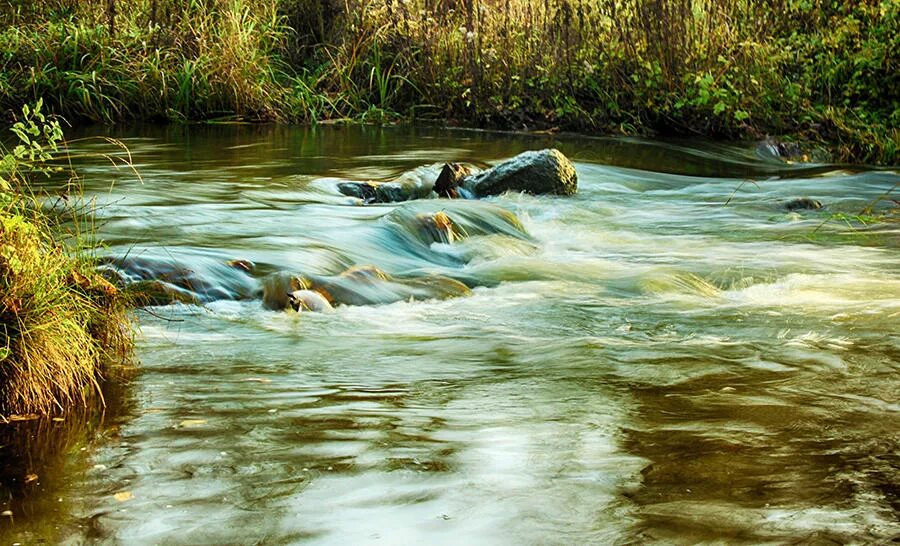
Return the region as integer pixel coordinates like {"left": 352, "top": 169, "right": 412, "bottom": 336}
{"left": 0, "top": 0, "right": 896, "bottom": 163}
{"left": 312, "top": 0, "right": 898, "bottom": 162}
{"left": 0, "top": 101, "right": 133, "bottom": 416}
{"left": 0, "top": 0, "right": 299, "bottom": 123}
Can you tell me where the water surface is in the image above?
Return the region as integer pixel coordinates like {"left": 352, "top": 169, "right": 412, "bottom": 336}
{"left": 2, "top": 125, "right": 898, "bottom": 544}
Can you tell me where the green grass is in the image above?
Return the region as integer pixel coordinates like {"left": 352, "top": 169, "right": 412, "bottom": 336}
{"left": 0, "top": 0, "right": 300, "bottom": 123}
{"left": 312, "top": 0, "right": 898, "bottom": 163}
{"left": 0, "top": 0, "right": 897, "bottom": 164}
{"left": 0, "top": 101, "right": 133, "bottom": 416}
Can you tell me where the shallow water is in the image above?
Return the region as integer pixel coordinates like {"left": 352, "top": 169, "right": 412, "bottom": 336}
{"left": 2, "top": 125, "right": 898, "bottom": 544}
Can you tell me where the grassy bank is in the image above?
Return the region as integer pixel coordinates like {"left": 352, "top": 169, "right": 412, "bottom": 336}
{"left": 0, "top": 101, "right": 133, "bottom": 416}
{"left": 0, "top": 0, "right": 897, "bottom": 164}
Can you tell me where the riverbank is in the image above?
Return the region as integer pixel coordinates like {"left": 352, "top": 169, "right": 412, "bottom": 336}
{"left": 0, "top": 102, "right": 133, "bottom": 417}
{"left": 0, "top": 0, "right": 897, "bottom": 164}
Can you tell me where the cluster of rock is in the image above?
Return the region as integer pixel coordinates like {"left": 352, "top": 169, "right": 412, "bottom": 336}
{"left": 102, "top": 146, "right": 837, "bottom": 313}
{"left": 101, "top": 193, "right": 536, "bottom": 309}
{"left": 337, "top": 148, "right": 578, "bottom": 204}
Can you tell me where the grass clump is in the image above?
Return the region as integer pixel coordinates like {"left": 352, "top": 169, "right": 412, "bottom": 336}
{"left": 0, "top": 101, "right": 133, "bottom": 417}
{"left": 0, "top": 0, "right": 297, "bottom": 123}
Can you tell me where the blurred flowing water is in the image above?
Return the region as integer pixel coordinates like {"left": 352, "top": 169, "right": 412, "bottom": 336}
{"left": 2, "top": 125, "right": 898, "bottom": 544}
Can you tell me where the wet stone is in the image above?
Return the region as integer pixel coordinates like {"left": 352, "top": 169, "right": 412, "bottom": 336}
{"left": 337, "top": 181, "right": 424, "bottom": 204}
{"left": 286, "top": 290, "right": 334, "bottom": 313}
{"left": 785, "top": 198, "right": 824, "bottom": 211}
{"left": 462, "top": 148, "right": 578, "bottom": 197}
{"left": 337, "top": 182, "right": 377, "bottom": 202}
{"left": 434, "top": 163, "right": 474, "bottom": 198}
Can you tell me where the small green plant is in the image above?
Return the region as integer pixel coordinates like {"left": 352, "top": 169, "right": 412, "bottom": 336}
{"left": 0, "top": 99, "right": 63, "bottom": 192}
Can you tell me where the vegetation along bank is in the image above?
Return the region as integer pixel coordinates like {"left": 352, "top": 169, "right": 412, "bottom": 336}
{"left": 0, "top": 101, "right": 133, "bottom": 417}
{"left": 0, "top": 0, "right": 897, "bottom": 164}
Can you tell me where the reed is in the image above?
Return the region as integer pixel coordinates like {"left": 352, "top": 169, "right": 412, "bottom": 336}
{"left": 311, "top": 0, "right": 897, "bottom": 163}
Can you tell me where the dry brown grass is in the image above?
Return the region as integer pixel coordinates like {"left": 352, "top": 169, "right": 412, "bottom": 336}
{"left": 0, "top": 102, "right": 134, "bottom": 416}
{"left": 0, "top": 205, "right": 133, "bottom": 416}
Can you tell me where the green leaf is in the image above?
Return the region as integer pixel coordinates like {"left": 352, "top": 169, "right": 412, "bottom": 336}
{"left": 714, "top": 101, "right": 727, "bottom": 115}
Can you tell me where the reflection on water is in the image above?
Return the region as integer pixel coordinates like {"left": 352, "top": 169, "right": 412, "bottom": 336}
{"left": 0, "top": 368, "right": 133, "bottom": 545}
{"left": 2, "top": 125, "right": 898, "bottom": 543}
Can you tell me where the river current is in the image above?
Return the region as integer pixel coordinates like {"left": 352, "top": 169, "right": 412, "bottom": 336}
{"left": 2, "top": 125, "right": 898, "bottom": 544}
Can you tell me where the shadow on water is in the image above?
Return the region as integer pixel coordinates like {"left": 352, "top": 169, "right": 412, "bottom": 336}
{"left": 624, "top": 372, "right": 899, "bottom": 543}
{"left": 0, "top": 366, "right": 135, "bottom": 544}
{"left": 60, "top": 122, "right": 867, "bottom": 181}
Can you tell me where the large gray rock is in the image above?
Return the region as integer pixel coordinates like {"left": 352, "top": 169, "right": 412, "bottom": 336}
{"left": 462, "top": 149, "right": 577, "bottom": 197}
{"left": 336, "top": 149, "right": 578, "bottom": 203}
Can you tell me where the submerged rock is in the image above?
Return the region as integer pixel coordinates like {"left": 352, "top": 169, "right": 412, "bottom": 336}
{"left": 98, "top": 255, "right": 260, "bottom": 304}
{"left": 262, "top": 265, "right": 471, "bottom": 310}
{"left": 414, "top": 211, "right": 463, "bottom": 244}
{"left": 768, "top": 139, "right": 803, "bottom": 159}
{"left": 337, "top": 181, "right": 378, "bottom": 202}
{"left": 757, "top": 137, "right": 824, "bottom": 163}
{"left": 461, "top": 148, "right": 577, "bottom": 197}
{"left": 337, "top": 178, "right": 434, "bottom": 204}
{"left": 785, "top": 197, "right": 824, "bottom": 211}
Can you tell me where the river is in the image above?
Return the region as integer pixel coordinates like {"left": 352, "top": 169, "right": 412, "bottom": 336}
{"left": 2, "top": 125, "right": 898, "bottom": 544}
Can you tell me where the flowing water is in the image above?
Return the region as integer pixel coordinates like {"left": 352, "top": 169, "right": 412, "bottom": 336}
{"left": 2, "top": 125, "right": 898, "bottom": 544}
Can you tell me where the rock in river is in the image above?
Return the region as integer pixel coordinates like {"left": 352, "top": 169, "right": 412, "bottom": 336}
{"left": 434, "top": 163, "right": 475, "bottom": 198}
{"left": 337, "top": 180, "right": 430, "bottom": 204}
{"left": 263, "top": 265, "right": 472, "bottom": 310}
{"left": 462, "top": 148, "right": 577, "bottom": 197}
{"left": 287, "top": 289, "right": 334, "bottom": 313}
{"left": 336, "top": 149, "right": 578, "bottom": 203}
{"left": 785, "top": 197, "right": 824, "bottom": 211}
